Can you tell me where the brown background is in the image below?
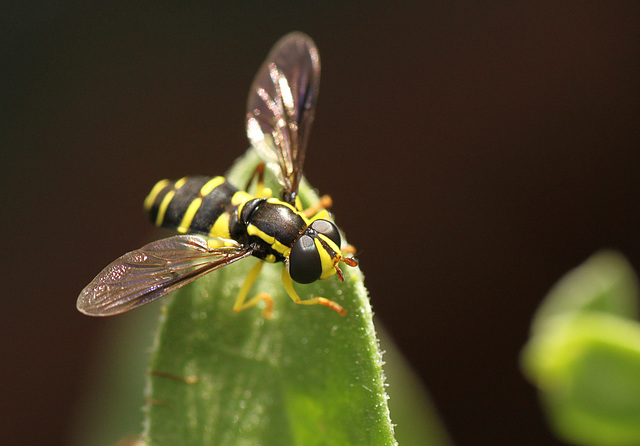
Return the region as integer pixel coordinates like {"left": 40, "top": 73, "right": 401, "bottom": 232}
{"left": 3, "top": 2, "right": 640, "bottom": 445}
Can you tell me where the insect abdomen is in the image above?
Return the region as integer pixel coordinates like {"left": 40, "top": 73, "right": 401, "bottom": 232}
{"left": 144, "top": 176, "right": 239, "bottom": 237}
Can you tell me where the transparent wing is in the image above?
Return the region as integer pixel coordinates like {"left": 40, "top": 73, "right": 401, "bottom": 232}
{"left": 246, "top": 32, "right": 320, "bottom": 203}
{"left": 77, "top": 235, "right": 253, "bottom": 316}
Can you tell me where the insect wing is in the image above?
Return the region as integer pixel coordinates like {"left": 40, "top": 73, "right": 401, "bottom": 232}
{"left": 246, "top": 32, "right": 320, "bottom": 201}
{"left": 77, "top": 235, "right": 252, "bottom": 316}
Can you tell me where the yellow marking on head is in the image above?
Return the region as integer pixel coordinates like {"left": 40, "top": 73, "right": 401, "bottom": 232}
{"left": 308, "top": 209, "right": 331, "bottom": 223}
{"left": 177, "top": 197, "right": 202, "bottom": 233}
{"left": 174, "top": 177, "right": 188, "bottom": 189}
{"left": 209, "top": 212, "right": 231, "bottom": 239}
{"left": 315, "top": 235, "right": 341, "bottom": 280}
{"left": 200, "top": 176, "right": 225, "bottom": 196}
{"left": 155, "top": 190, "right": 176, "bottom": 227}
{"left": 265, "top": 254, "right": 276, "bottom": 263}
{"left": 144, "top": 179, "right": 171, "bottom": 211}
{"left": 319, "top": 234, "right": 341, "bottom": 257}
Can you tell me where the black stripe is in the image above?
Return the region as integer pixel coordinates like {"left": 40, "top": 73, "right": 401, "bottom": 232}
{"left": 160, "top": 176, "right": 211, "bottom": 230}
{"left": 189, "top": 181, "right": 238, "bottom": 234}
{"left": 250, "top": 201, "right": 306, "bottom": 247}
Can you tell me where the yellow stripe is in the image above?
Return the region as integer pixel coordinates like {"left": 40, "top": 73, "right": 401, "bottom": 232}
{"left": 209, "top": 212, "right": 231, "bottom": 239}
{"left": 247, "top": 225, "right": 275, "bottom": 245}
{"left": 271, "top": 239, "right": 290, "bottom": 256}
{"left": 318, "top": 233, "right": 341, "bottom": 253}
{"left": 200, "top": 176, "right": 225, "bottom": 196}
{"left": 174, "top": 177, "right": 188, "bottom": 189}
{"left": 144, "top": 179, "right": 170, "bottom": 211}
{"left": 177, "top": 197, "right": 202, "bottom": 233}
{"left": 233, "top": 191, "right": 255, "bottom": 218}
{"left": 267, "top": 197, "right": 297, "bottom": 213}
{"left": 155, "top": 190, "right": 175, "bottom": 227}
{"left": 246, "top": 224, "right": 290, "bottom": 256}
{"left": 316, "top": 235, "right": 339, "bottom": 280}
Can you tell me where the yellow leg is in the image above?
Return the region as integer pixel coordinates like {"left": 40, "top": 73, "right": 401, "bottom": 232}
{"left": 234, "top": 261, "right": 274, "bottom": 318}
{"left": 281, "top": 268, "right": 346, "bottom": 316}
{"left": 303, "top": 195, "right": 333, "bottom": 219}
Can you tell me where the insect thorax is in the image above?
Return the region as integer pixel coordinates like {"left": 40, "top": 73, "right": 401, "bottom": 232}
{"left": 243, "top": 199, "right": 307, "bottom": 263}
{"left": 144, "top": 176, "right": 307, "bottom": 264}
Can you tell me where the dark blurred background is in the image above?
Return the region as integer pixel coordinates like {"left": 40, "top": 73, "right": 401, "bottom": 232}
{"left": 3, "top": 2, "right": 639, "bottom": 445}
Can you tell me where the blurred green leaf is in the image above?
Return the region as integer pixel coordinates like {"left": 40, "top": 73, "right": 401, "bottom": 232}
{"left": 71, "top": 309, "right": 159, "bottom": 446}
{"left": 530, "top": 251, "right": 639, "bottom": 335}
{"left": 142, "top": 149, "right": 397, "bottom": 445}
{"left": 522, "top": 251, "right": 640, "bottom": 446}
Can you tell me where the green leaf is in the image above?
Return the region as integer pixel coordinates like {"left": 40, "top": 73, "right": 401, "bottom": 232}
{"left": 142, "top": 149, "right": 397, "bottom": 445}
{"left": 530, "top": 250, "right": 639, "bottom": 335}
{"left": 522, "top": 251, "right": 640, "bottom": 446}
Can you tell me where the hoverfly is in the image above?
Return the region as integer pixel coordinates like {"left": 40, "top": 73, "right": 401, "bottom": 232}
{"left": 77, "top": 32, "right": 357, "bottom": 318}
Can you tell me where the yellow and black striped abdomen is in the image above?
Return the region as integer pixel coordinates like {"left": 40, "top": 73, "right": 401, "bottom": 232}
{"left": 144, "top": 176, "right": 240, "bottom": 237}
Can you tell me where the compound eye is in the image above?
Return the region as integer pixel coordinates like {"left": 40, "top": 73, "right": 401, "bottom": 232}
{"left": 310, "top": 219, "right": 341, "bottom": 247}
{"left": 289, "top": 235, "right": 322, "bottom": 284}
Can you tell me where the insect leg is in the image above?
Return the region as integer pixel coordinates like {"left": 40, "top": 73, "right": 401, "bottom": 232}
{"left": 302, "top": 195, "right": 333, "bottom": 220}
{"left": 244, "top": 163, "right": 272, "bottom": 198}
{"left": 281, "top": 268, "right": 347, "bottom": 316}
{"left": 233, "top": 260, "right": 274, "bottom": 318}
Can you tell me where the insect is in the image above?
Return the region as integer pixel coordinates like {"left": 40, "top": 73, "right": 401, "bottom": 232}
{"left": 76, "top": 32, "right": 357, "bottom": 318}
